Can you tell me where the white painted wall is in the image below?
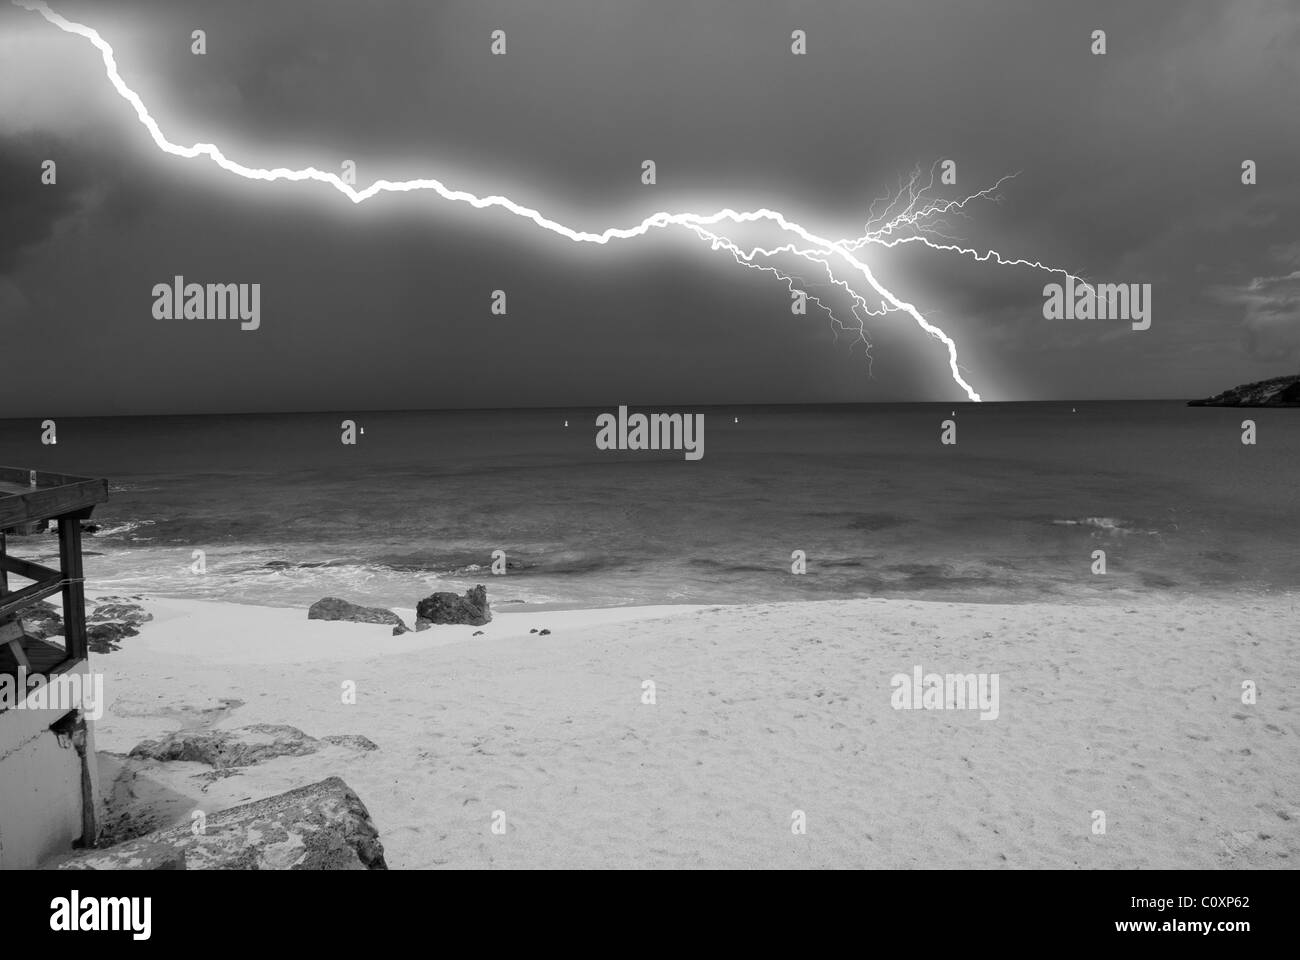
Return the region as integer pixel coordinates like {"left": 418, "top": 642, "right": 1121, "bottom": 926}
{"left": 0, "top": 663, "right": 97, "bottom": 869}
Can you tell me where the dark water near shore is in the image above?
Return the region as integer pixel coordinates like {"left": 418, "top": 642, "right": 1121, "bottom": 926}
{"left": 1, "top": 402, "right": 1297, "bottom": 608}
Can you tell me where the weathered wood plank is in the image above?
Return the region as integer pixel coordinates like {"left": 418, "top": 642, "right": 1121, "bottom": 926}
{"left": 0, "top": 618, "right": 33, "bottom": 668}
{"left": 0, "top": 574, "right": 66, "bottom": 620}
{"left": 0, "top": 467, "right": 95, "bottom": 487}
{"left": 57, "top": 514, "right": 88, "bottom": 662}
{"left": 0, "top": 477, "right": 108, "bottom": 529}
{"left": 0, "top": 553, "right": 59, "bottom": 584}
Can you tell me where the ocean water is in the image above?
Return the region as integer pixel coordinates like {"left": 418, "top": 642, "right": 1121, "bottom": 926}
{"left": 1, "top": 402, "right": 1296, "bottom": 609}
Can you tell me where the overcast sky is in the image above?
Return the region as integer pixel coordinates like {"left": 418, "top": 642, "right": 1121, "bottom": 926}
{"left": 2, "top": 0, "right": 1297, "bottom": 415}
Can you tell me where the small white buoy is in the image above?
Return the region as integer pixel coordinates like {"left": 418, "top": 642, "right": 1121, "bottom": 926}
{"left": 564, "top": 420, "right": 568, "bottom": 427}
{"left": 734, "top": 417, "right": 739, "bottom": 424}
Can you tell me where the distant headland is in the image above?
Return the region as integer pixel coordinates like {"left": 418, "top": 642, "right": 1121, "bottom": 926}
{"left": 1188, "top": 374, "right": 1300, "bottom": 407}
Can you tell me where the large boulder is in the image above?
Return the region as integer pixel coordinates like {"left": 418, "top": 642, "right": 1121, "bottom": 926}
{"left": 415, "top": 584, "right": 491, "bottom": 628}
{"left": 54, "top": 777, "right": 387, "bottom": 870}
{"left": 308, "top": 596, "right": 410, "bottom": 635}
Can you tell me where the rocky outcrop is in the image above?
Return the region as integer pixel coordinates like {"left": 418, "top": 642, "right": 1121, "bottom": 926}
{"left": 1189, "top": 374, "right": 1300, "bottom": 407}
{"left": 86, "top": 597, "right": 152, "bottom": 653}
{"left": 130, "top": 723, "right": 319, "bottom": 770}
{"left": 129, "top": 723, "right": 376, "bottom": 772}
{"left": 19, "top": 599, "right": 63, "bottom": 640}
{"left": 54, "top": 777, "right": 387, "bottom": 870}
{"left": 308, "top": 596, "right": 410, "bottom": 635}
{"left": 89, "top": 600, "right": 152, "bottom": 626}
{"left": 415, "top": 584, "right": 491, "bottom": 628}
{"left": 19, "top": 596, "right": 151, "bottom": 652}
{"left": 86, "top": 622, "right": 135, "bottom": 653}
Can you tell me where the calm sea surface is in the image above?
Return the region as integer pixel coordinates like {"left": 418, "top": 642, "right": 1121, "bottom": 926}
{"left": 1, "top": 403, "right": 1296, "bottom": 609}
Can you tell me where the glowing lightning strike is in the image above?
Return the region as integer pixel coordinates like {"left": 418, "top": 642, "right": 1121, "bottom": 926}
{"left": 14, "top": 0, "right": 1085, "bottom": 403}
{"left": 686, "top": 228, "right": 898, "bottom": 375}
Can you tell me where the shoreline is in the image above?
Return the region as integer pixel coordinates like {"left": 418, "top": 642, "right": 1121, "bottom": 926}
{"left": 105, "top": 594, "right": 716, "bottom": 665}
{"left": 78, "top": 579, "right": 1300, "bottom": 619}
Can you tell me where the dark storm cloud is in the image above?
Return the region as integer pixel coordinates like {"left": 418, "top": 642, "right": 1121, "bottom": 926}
{"left": 1, "top": 0, "right": 1297, "bottom": 414}
{"left": 0, "top": 135, "right": 89, "bottom": 273}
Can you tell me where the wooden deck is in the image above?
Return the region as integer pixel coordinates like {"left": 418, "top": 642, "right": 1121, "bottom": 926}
{"left": 1, "top": 465, "right": 108, "bottom": 684}
{"left": 0, "top": 467, "right": 109, "bottom": 531}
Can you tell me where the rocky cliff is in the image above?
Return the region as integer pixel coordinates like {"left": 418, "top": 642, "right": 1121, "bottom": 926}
{"left": 1188, "top": 374, "right": 1300, "bottom": 407}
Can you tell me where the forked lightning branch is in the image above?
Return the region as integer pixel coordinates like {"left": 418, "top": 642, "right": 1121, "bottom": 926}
{"left": 15, "top": 0, "right": 1108, "bottom": 402}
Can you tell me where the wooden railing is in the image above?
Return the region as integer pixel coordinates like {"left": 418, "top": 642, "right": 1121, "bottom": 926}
{"left": 0, "top": 467, "right": 106, "bottom": 671}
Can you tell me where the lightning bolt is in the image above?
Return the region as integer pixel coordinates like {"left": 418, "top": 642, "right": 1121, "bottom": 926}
{"left": 14, "top": 0, "right": 1091, "bottom": 403}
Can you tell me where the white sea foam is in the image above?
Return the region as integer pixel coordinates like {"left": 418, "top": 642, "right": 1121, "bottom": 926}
{"left": 1051, "top": 516, "right": 1153, "bottom": 535}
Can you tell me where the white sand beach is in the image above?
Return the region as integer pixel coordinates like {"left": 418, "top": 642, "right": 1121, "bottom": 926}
{"left": 85, "top": 593, "right": 1299, "bottom": 869}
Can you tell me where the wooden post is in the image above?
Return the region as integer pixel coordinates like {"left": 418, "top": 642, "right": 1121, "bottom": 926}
{"left": 57, "top": 511, "right": 88, "bottom": 662}
{"left": 57, "top": 511, "right": 98, "bottom": 846}
{"left": 17, "top": 470, "right": 38, "bottom": 536}
{"left": 75, "top": 712, "right": 98, "bottom": 848}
